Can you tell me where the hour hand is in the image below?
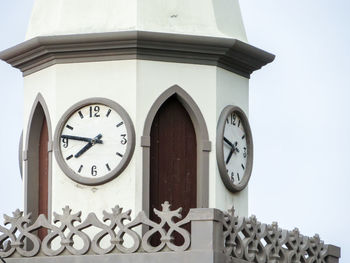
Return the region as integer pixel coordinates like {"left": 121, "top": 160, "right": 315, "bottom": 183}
{"left": 61, "top": 135, "right": 103, "bottom": 144}
{"left": 74, "top": 134, "right": 102, "bottom": 158}
{"left": 224, "top": 137, "right": 235, "bottom": 148}
{"left": 74, "top": 142, "right": 93, "bottom": 158}
{"left": 226, "top": 148, "right": 234, "bottom": 164}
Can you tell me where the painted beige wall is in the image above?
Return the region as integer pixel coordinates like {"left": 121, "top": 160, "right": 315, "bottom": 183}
{"left": 23, "top": 59, "right": 249, "bottom": 218}
{"left": 26, "top": 0, "right": 247, "bottom": 41}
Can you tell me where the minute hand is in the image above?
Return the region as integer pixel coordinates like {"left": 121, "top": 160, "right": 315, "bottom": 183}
{"left": 61, "top": 135, "right": 103, "bottom": 144}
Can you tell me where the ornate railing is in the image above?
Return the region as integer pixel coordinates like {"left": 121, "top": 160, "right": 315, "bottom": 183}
{"left": 0, "top": 202, "right": 340, "bottom": 263}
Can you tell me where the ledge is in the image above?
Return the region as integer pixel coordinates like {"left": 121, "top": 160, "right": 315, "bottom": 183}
{"left": 4, "top": 251, "right": 222, "bottom": 263}
{"left": 0, "top": 31, "right": 275, "bottom": 78}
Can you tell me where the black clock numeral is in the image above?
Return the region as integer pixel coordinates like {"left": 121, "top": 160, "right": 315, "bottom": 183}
{"left": 62, "top": 138, "right": 69, "bottom": 148}
{"left": 106, "top": 109, "right": 112, "bottom": 117}
{"left": 116, "top": 152, "right": 123, "bottom": 158}
{"left": 226, "top": 118, "right": 229, "bottom": 124}
{"left": 89, "top": 106, "right": 100, "bottom": 118}
{"left": 78, "top": 165, "right": 83, "bottom": 173}
{"left": 237, "top": 173, "right": 240, "bottom": 181}
{"left": 106, "top": 163, "right": 111, "bottom": 171}
{"left": 243, "top": 147, "right": 247, "bottom": 158}
{"left": 120, "top": 134, "right": 127, "bottom": 145}
{"left": 78, "top": 111, "right": 84, "bottom": 119}
{"left": 238, "top": 120, "right": 241, "bottom": 127}
{"left": 66, "top": 154, "right": 73, "bottom": 160}
{"left": 230, "top": 113, "right": 236, "bottom": 125}
{"left": 242, "top": 135, "right": 245, "bottom": 140}
{"left": 241, "top": 164, "right": 245, "bottom": 170}
{"left": 91, "top": 165, "right": 97, "bottom": 176}
{"left": 66, "top": 125, "right": 74, "bottom": 130}
{"left": 230, "top": 172, "right": 235, "bottom": 182}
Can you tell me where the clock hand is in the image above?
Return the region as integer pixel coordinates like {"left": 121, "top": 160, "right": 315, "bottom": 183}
{"left": 74, "top": 134, "right": 102, "bottom": 158}
{"left": 226, "top": 148, "right": 234, "bottom": 164}
{"left": 61, "top": 135, "right": 103, "bottom": 144}
{"left": 74, "top": 142, "right": 93, "bottom": 158}
{"left": 224, "top": 137, "right": 235, "bottom": 148}
{"left": 234, "top": 141, "right": 239, "bottom": 153}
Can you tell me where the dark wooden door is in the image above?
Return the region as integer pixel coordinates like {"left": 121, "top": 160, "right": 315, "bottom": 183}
{"left": 150, "top": 95, "right": 197, "bottom": 244}
{"left": 38, "top": 118, "right": 48, "bottom": 240}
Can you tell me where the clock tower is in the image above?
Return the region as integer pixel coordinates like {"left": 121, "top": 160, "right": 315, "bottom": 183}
{"left": 0, "top": 0, "right": 274, "bottom": 223}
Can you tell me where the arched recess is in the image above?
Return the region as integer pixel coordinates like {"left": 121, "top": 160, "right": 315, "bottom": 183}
{"left": 141, "top": 85, "right": 211, "bottom": 215}
{"left": 24, "top": 93, "right": 52, "bottom": 225}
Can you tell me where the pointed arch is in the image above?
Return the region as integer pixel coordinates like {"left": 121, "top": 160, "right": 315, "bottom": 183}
{"left": 24, "top": 93, "right": 52, "bottom": 222}
{"left": 141, "top": 85, "right": 211, "bottom": 215}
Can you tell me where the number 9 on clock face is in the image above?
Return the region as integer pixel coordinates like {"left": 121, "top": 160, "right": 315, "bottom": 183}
{"left": 54, "top": 98, "right": 135, "bottom": 186}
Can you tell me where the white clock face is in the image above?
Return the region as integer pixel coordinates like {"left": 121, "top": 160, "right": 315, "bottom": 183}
{"left": 223, "top": 111, "right": 248, "bottom": 185}
{"left": 57, "top": 102, "right": 134, "bottom": 183}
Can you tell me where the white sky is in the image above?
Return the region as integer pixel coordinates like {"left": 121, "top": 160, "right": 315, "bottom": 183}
{"left": 0, "top": 0, "right": 348, "bottom": 261}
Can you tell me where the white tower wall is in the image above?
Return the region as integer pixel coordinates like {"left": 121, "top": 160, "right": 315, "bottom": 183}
{"left": 0, "top": 0, "right": 274, "bottom": 221}
{"left": 26, "top": 0, "right": 247, "bottom": 41}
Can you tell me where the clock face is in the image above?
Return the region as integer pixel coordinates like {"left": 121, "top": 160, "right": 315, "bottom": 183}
{"left": 223, "top": 112, "right": 248, "bottom": 185}
{"left": 217, "top": 105, "right": 253, "bottom": 192}
{"left": 54, "top": 98, "right": 135, "bottom": 185}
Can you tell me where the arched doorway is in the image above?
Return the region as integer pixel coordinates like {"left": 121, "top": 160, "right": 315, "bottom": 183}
{"left": 142, "top": 85, "right": 211, "bottom": 218}
{"left": 25, "top": 94, "right": 52, "bottom": 239}
{"left": 150, "top": 95, "right": 197, "bottom": 220}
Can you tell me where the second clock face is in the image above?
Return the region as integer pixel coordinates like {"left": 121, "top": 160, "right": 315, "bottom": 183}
{"left": 54, "top": 98, "right": 135, "bottom": 185}
{"left": 223, "top": 112, "right": 248, "bottom": 184}
{"left": 217, "top": 105, "right": 253, "bottom": 192}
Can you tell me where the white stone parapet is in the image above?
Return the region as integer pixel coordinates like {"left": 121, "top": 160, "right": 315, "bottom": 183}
{"left": 0, "top": 202, "right": 340, "bottom": 263}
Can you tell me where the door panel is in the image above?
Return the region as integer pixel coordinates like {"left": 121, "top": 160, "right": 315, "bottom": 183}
{"left": 150, "top": 95, "right": 196, "bottom": 245}
{"left": 38, "top": 118, "right": 48, "bottom": 240}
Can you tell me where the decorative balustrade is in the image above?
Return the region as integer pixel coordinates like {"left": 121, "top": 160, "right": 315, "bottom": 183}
{"left": 0, "top": 202, "right": 340, "bottom": 263}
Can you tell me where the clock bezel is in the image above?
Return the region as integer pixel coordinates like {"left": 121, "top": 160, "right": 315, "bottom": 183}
{"left": 216, "top": 105, "right": 253, "bottom": 192}
{"left": 53, "top": 97, "right": 135, "bottom": 186}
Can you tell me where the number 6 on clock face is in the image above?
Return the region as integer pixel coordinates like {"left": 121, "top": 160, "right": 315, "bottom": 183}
{"left": 54, "top": 98, "right": 135, "bottom": 186}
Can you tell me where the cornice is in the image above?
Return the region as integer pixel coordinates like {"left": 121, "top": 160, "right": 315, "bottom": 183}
{"left": 0, "top": 31, "right": 275, "bottom": 78}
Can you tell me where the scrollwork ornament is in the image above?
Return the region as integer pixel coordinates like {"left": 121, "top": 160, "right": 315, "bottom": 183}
{"left": 78, "top": 212, "right": 114, "bottom": 255}
{"left": 286, "top": 228, "right": 309, "bottom": 263}
{"left": 109, "top": 206, "right": 140, "bottom": 253}
{"left": 264, "top": 222, "right": 288, "bottom": 263}
{"left": 307, "top": 234, "right": 328, "bottom": 263}
{"left": 141, "top": 201, "right": 190, "bottom": 252}
{"left": 242, "top": 215, "right": 267, "bottom": 263}
{"left": 0, "top": 204, "right": 339, "bottom": 262}
{"left": 0, "top": 210, "right": 27, "bottom": 257}
{"left": 223, "top": 206, "right": 245, "bottom": 259}
{"left": 49, "top": 206, "right": 90, "bottom": 255}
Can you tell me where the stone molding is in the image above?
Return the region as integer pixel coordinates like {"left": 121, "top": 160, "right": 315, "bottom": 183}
{"left": 0, "top": 31, "right": 275, "bottom": 78}
{"left": 0, "top": 203, "right": 340, "bottom": 263}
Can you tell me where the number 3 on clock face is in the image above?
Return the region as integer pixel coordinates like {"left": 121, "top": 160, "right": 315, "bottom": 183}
{"left": 54, "top": 98, "right": 135, "bottom": 186}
